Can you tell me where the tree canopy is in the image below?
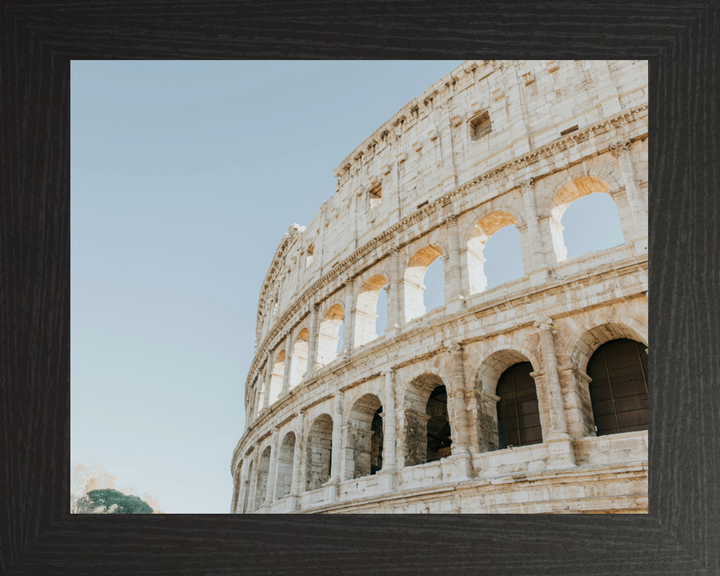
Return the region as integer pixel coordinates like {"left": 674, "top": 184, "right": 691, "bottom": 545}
{"left": 71, "top": 462, "right": 163, "bottom": 513}
{"left": 77, "top": 489, "right": 154, "bottom": 514}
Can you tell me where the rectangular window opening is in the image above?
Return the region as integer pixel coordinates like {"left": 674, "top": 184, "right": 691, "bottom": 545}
{"left": 470, "top": 111, "right": 492, "bottom": 141}
{"left": 369, "top": 184, "right": 382, "bottom": 208}
{"left": 560, "top": 125, "right": 579, "bottom": 136}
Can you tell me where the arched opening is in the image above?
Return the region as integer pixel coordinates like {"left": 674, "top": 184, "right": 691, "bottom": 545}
{"left": 549, "top": 176, "right": 625, "bottom": 263}
{"left": 467, "top": 211, "right": 523, "bottom": 293}
{"left": 274, "top": 432, "right": 296, "bottom": 500}
{"left": 258, "top": 370, "right": 266, "bottom": 408}
{"left": 354, "top": 275, "right": 389, "bottom": 347}
{"left": 269, "top": 350, "right": 285, "bottom": 404}
{"left": 404, "top": 245, "right": 444, "bottom": 322}
{"left": 290, "top": 329, "right": 310, "bottom": 388}
{"left": 587, "top": 338, "right": 648, "bottom": 435}
{"left": 305, "top": 414, "right": 333, "bottom": 491}
{"left": 426, "top": 386, "right": 451, "bottom": 462}
{"left": 316, "top": 304, "right": 344, "bottom": 367}
{"left": 249, "top": 376, "right": 259, "bottom": 420}
{"left": 403, "top": 373, "right": 450, "bottom": 467}
{"left": 561, "top": 193, "right": 625, "bottom": 259}
{"left": 496, "top": 362, "right": 542, "bottom": 449}
{"left": 344, "top": 394, "right": 384, "bottom": 480}
{"left": 241, "top": 460, "right": 252, "bottom": 513}
{"left": 231, "top": 462, "right": 243, "bottom": 513}
{"left": 254, "top": 446, "right": 271, "bottom": 511}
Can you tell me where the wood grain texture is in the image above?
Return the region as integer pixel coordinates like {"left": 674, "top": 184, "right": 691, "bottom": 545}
{"left": 1, "top": 1, "right": 717, "bottom": 574}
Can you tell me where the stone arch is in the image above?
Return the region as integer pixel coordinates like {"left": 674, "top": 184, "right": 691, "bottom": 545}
{"left": 274, "top": 431, "right": 296, "bottom": 501}
{"left": 354, "top": 262, "right": 393, "bottom": 296}
{"left": 402, "top": 372, "right": 451, "bottom": 467}
{"left": 343, "top": 393, "right": 384, "bottom": 480}
{"left": 354, "top": 274, "right": 389, "bottom": 347}
{"left": 231, "top": 459, "right": 243, "bottom": 513}
{"left": 241, "top": 459, "right": 253, "bottom": 513}
{"left": 247, "top": 375, "right": 259, "bottom": 421}
{"left": 290, "top": 328, "right": 310, "bottom": 387}
{"left": 586, "top": 338, "right": 648, "bottom": 436}
{"left": 268, "top": 349, "right": 286, "bottom": 404}
{"left": 465, "top": 210, "right": 523, "bottom": 294}
{"left": 545, "top": 175, "right": 624, "bottom": 263}
{"left": 403, "top": 244, "right": 444, "bottom": 322}
{"left": 258, "top": 366, "right": 268, "bottom": 410}
{"left": 461, "top": 203, "right": 526, "bottom": 245}
{"left": 472, "top": 348, "right": 542, "bottom": 453}
{"left": 316, "top": 303, "right": 344, "bottom": 367}
{"left": 565, "top": 318, "right": 648, "bottom": 374}
{"left": 254, "top": 445, "right": 272, "bottom": 511}
{"left": 305, "top": 413, "right": 333, "bottom": 491}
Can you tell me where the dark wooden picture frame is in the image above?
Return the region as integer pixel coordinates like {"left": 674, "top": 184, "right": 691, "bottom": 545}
{"left": 2, "top": 1, "right": 717, "bottom": 574}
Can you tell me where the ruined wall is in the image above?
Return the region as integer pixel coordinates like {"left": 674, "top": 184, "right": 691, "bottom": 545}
{"left": 233, "top": 60, "right": 649, "bottom": 515}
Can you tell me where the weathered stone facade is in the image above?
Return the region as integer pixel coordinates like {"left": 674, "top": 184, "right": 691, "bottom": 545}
{"left": 231, "top": 60, "right": 649, "bottom": 514}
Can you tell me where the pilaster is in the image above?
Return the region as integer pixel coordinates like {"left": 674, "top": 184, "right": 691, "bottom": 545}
{"left": 534, "top": 318, "right": 576, "bottom": 470}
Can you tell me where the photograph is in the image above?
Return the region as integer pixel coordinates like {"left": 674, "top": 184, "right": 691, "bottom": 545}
{"left": 71, "top": 60, "right": 649, "bottom": 515}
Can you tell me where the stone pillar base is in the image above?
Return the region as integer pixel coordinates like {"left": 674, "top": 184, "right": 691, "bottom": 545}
{"left": 632, "top": 236, "right": 648, "bottom": 254}
{"left": 445, "top": 295, "right": 466, "bottom": 315}
{"left": 257, "top": 503, "right": 270, "bottom": 514}
{"left": 286, "top": 494, "right": 299, "bottom": 512}
{"left": 528, "top": 265, "right": 552, "bottom": 287}
{"left": 442, "top": 452, "right": 472, "bottom": 481}
{"left": 546, "top": 436, "right": 577, "bottom": 471}
{"left": 375, "top": 468, "right": 396, "bottom": 492}
{"left": 322, "top": 480, "right": 339, "bottom": 503}
{"left": 385, "top": 324, "right": 401, "bottom": 339}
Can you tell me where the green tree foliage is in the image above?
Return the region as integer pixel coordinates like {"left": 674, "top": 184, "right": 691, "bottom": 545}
{"left": 78, "top": 489, "right": 154, "bottom": 514}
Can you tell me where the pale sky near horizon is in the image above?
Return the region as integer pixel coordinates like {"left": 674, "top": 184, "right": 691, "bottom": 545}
{"left": 71, "top": 60, "right": 624, "bottom": 513}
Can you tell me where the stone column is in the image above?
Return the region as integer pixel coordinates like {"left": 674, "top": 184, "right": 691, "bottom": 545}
{"left": 610, "top": 140, "right": 648, "bottom": 239}
{"left": 534, "top": 318, "right": 576, "bottom": 470}
{"left": 386, "top": 247, "right": 402, "bottom": 336}
{"left": 317, "top": 218, "right": 327, "bottom": 272}
{"left": 247, "top": 455, "right": 259, "bottom": 513}
{"left": 446, "top": 343, "right": 471, "bottom": 455}
{"left": 230, "top": 466, "right": 241, "bottom": 513}
{"left": 382, "top": 368, "right": 397, "bottom": 470}
{"left": 289, "top": 410, "right": 305, "bottom": 501}
{"left": 281, "top": 329, "right": 293, "bottom": 395}
{"left": 325, "top": 392, "right": 344, "bottom": 501}
{"left": 236, "top": 460, "right": 248, "bottom": 513}
{"left": 262, "top": 355, "right": 273, "bottom": 410}
{"left": 521, "top": 178, "right": 551, "bottom": 285}
{"left": 342, "top": 276, "right": 355, "bottom": 354}
{"left": 445, "top": 216, "right": 465, "bottom": 314}
{"left": 264, "top": 428, "right": 279, "bottom": 508}
{"left": 280, "top": 412, "right": 305, "bottom": 513}
{"left": 253, "top": 377, "right": 262, "bottom": 421}
{"left": 306, "top": 303, "right": 320, "bottom": 377}
{"left": 294, "top": 249, "right": 303, "bottom": 295}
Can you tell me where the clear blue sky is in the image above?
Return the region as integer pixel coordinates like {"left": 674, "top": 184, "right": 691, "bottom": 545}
{"left": 71, "top": 60, "right": 623, "bottom": 513}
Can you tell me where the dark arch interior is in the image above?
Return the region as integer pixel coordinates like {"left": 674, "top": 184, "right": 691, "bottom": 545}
{"left": 587, "top": 338, "right": 648, "bottom": 436}
{"left": 496, "top": 362, "right": 542, "bottom": 449}
{"left": 370, "top": 407, "right": 383, "bottom": 475}
{"left": 426, "top": 385, "right": 452, "bottom": 462}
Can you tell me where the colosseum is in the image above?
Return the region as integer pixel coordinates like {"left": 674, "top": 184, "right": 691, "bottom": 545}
{"left": 230, "top": 60, "right": 648, "bottom": 514}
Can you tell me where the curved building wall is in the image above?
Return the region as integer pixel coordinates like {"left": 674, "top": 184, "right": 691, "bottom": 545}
{"left": 231, "top": 60, "right": 649, "bottom": 514}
